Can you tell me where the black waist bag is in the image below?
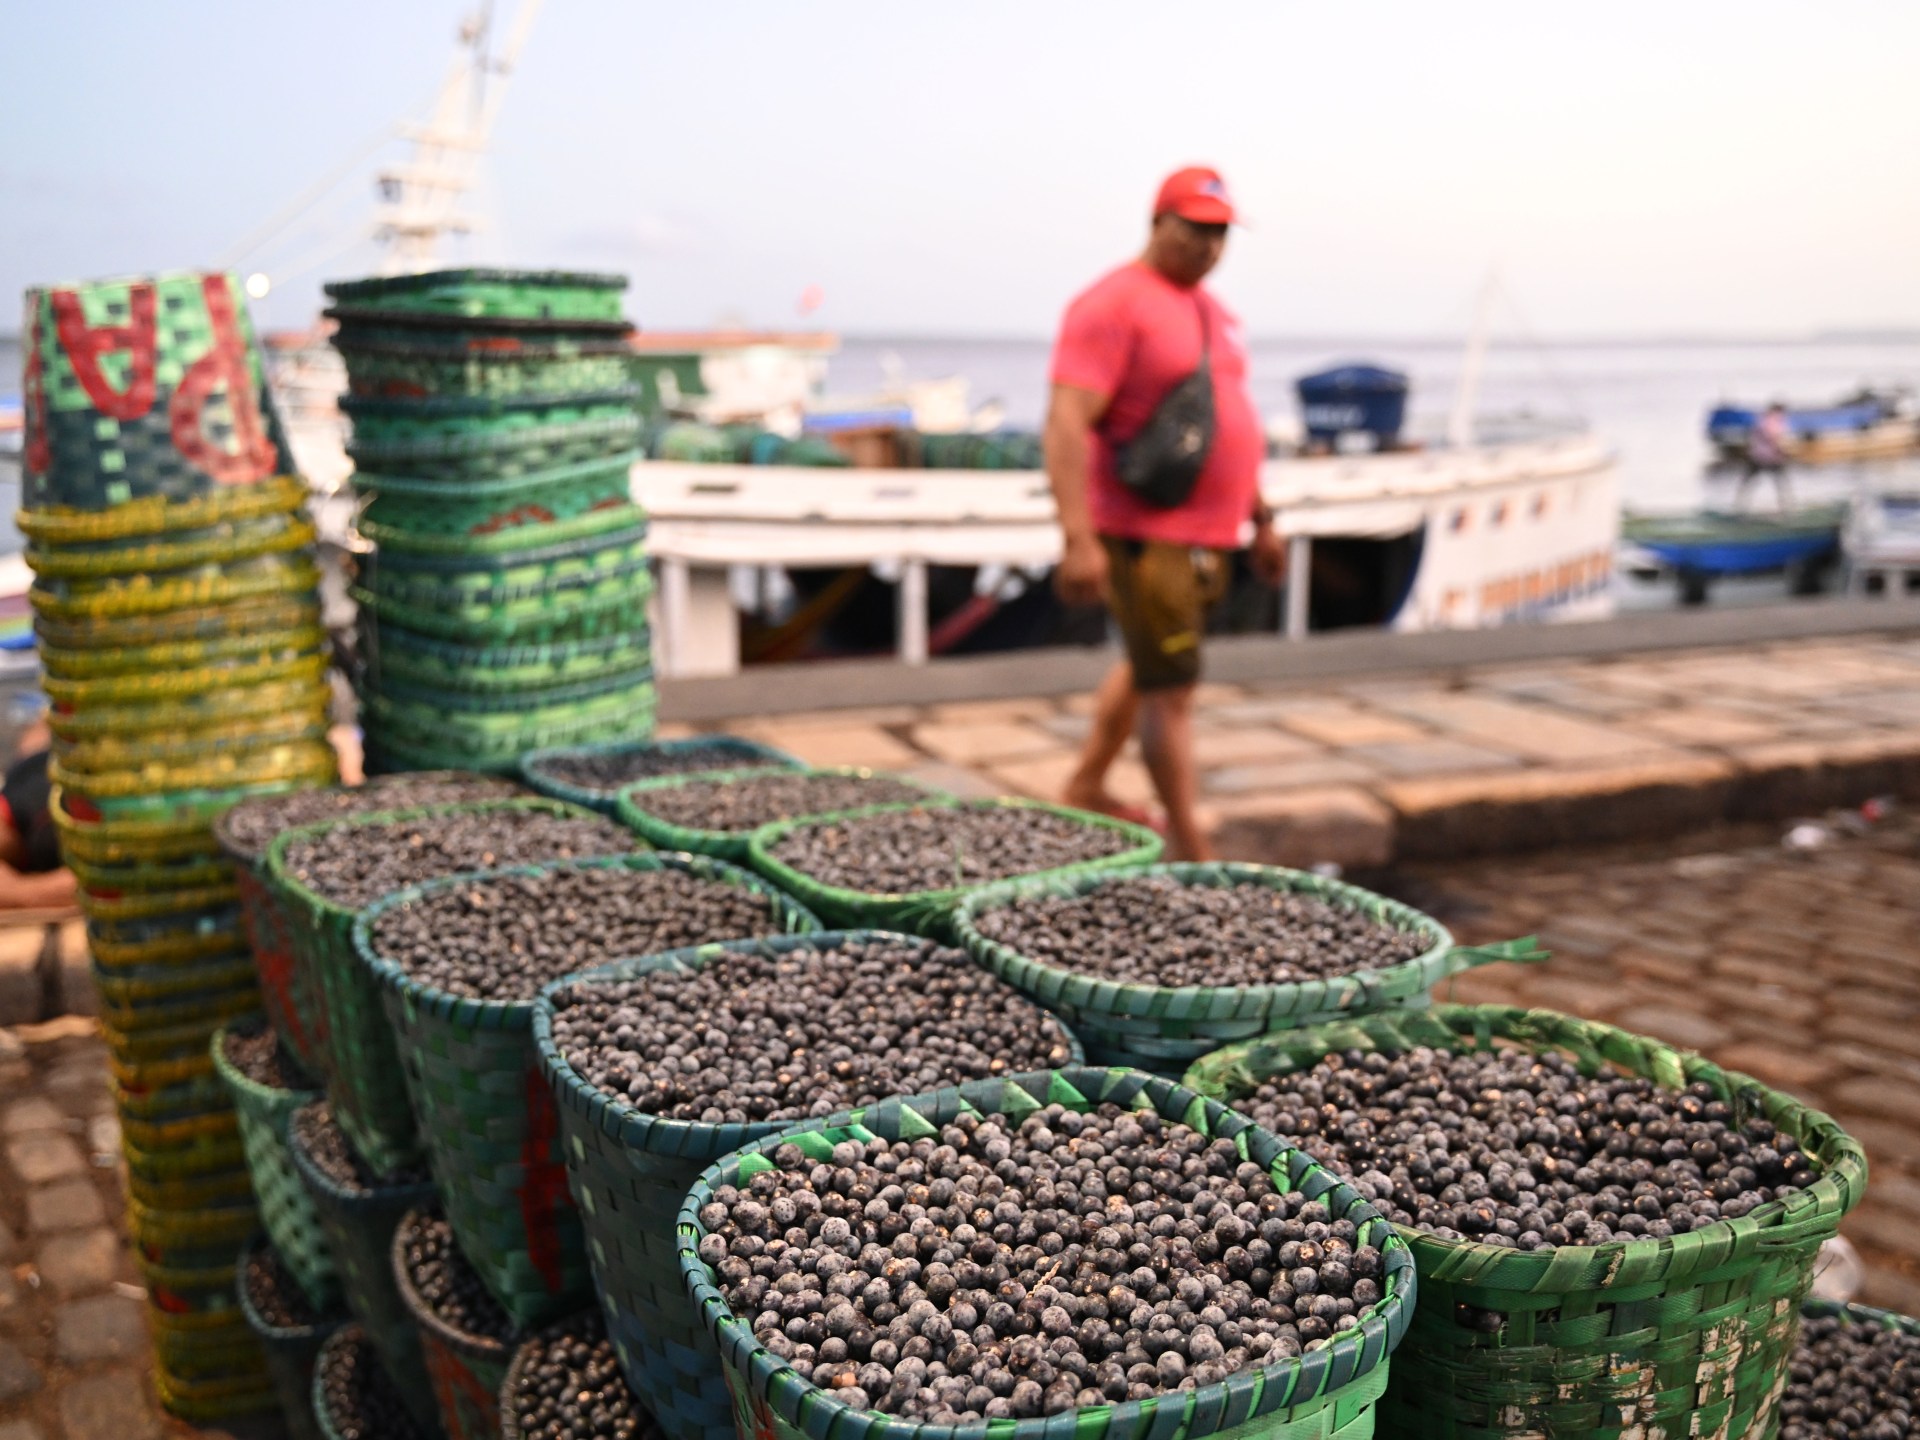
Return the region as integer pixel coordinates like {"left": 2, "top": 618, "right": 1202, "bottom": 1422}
{"left": 1112, "top": 297, "right": 1215, "bottom": 508}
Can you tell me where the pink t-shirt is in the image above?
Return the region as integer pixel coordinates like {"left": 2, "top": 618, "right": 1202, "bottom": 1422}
{"left": 1049, "top": 261, "right": 1264, "bottom": 550}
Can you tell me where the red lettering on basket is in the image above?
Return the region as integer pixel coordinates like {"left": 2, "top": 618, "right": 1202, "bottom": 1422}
{"left": 168, "top": 274, "right": 279, "bottom": 485}
{"left": 51, "top": 283, "right": 158, "bottom": 421}
{"left": 423, "top": 1335, "right": 499, "bottom": 1438}
{"left": 520, "top": 1064, "right": 569, "bottom": 1293}
{"left": 22, "top": 312, "right": 51, "bottom": 474}
{"left": 254, "top": 943, "right": 311, "bottom": 1055}
{"left": 472, "top": 503, "right": 556, "bottom": 536}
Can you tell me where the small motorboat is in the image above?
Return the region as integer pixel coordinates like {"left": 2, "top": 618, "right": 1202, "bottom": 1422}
{"left": 1621, "top": 502, "right": 1847, "bottom": 604}
{"left": 1706, "top": 388, "right": 1918, "bottom": 464}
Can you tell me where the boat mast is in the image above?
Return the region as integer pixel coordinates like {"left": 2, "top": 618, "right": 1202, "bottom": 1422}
{"left": 1447, "top": 273, "right": 1497, "bottom": 448}
{"left": 371, "top": 0, "right": 545, "bottom": 274}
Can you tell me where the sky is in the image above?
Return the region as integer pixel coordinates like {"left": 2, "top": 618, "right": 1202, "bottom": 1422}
{"left": 4, "top": 1, "right": 1918, "bottom": 339}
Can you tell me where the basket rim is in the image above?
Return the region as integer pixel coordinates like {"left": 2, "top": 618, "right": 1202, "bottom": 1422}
{"left": 614, "top": 766, "right": 952, "bottom": 851}
{"left": 1799, "top": 1296, "right": 1920, "bottom": 1333}
{"left": 532, "top": 928, "right": 1085, "bottom": 1159}
{"left": 325, "top": 267, "right": 629, "bottom": 298}
{"left": 520, "top": 734, "right": 803, "bottom": 801}
{"left": 16, "top": 475, "right": 309, "bottom": 543}
{"left": 208, "top": 1021, "right": 321, "bottom": 1113}
{"left": 263, "top": 796, "right": 615, "bottom": 924}
{"left": 389, "top": 1205, "right": 518, "bottom": 1361}
{"left": 352, "top": 850, "right": 819, "bottom": 1032}
{"left": 235, "top": 1232, "right": 346, "bottom": 1343}
{"left": 676, "top": 1065, "right": 1416, "bottom": 1440}
{"left": 746, "top": 797, "right": 1163, "bottom": 909}
{"left": 359, "top": 519, "right": 649, "bottom": 579}
{"left": 497, "top": 1311, "right": 606, "bottom": 1440}
{"left": 952, "top": 861, "right": 1460, "bottom": 1022}
{"left": 350, "top": 446, "right": 641, "bottom": 499}
{"left": 1185, "top": 1002, "right": 1870, "bottom": 1293}
{"left": 285, "top": 1098, "right": 437, "bottom": 1210}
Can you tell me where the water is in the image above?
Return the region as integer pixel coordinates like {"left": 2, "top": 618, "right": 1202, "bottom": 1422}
{"left": 828, "top": 333, "right": 1920, "bottom": 511}
{"left": 4, "top": 332, "right": 1917, "bottom": 528}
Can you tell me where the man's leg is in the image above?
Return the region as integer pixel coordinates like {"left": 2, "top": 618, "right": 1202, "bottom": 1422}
{"left": 1137, "top": 683, "right": 1209, "bottom": 861}
{"left": 1063, "top": 659, "right": 1140, "bottom": 815}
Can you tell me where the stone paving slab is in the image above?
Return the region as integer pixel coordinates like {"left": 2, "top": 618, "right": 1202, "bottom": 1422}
{"left": 714, "top": 635, "right": 1920, "bottom": 868}
{"left": 0, "top": 1024, "right": 280, "bottom": 1440}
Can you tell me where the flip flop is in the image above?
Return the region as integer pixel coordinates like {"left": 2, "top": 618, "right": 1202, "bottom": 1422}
{"left": 1074, "top": 798, "right": 1163, "bottom": 833}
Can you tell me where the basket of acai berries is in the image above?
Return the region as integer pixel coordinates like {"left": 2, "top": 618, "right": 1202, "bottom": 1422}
{"left": 1184, "top": 1004, "right": 1868, "bottom": 1440}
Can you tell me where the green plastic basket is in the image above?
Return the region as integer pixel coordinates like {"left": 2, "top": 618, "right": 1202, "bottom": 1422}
{"left": 56, "top": 716, "right": 334, "bottom": 784}
{"left": 355, "top": 560, "right": 652, "bottom": 646}
{"left": 392, "top": 1206, "right": 518, "bottom": 1440}
{"left": 286, "top": 1106, "right": 441, "bottom": 1431}
{"left": 358, "top": 458, "right": 638, "bottom": 549}
{"left": 336, "top": 334, "right": 632, "bottom": 400}
{"left": 212, "top": 1025, "right": 335, "bottom": 1311}
{"left": 350, "top": 410, "right": 641, "bottom": 483}
{"left": 361, "top": 623, "right": 653, "bottom": 698}
{"left": 324, "top": 268, "right": 628, "bottom": 322}
{"left": 266, "top": 797, "right": 639, "bottom": 1174}
{"left": 533, "top": 930, "right": 1085, "bottom": 1440}
{"left": 55, "top": 743, "right": 339, "bottom": 824}
{"left": 97, "top": 955, "right": 259, "bottom": 1019}
{"left": 365, "top": 658, "right": 654, "bottom": 716}
{"left": 521, "top": 735, "right": 803, "bottom": 815}
{"left": 237, "top": 1234, "right": 343, "bottom": 1440}
{"left": 676, "top": 1066, "right": 1416, "bottom": 1440}
{"left": 953, "top": 862, "right": 1547, "bottom": 1076}
{"left": 355, "top": 852, "right": 819, "bottom": 1331}
{"left": 358, "top": 516, "right": 649, "bottom": 601}
{"left": 362, "top": 680, "right": 658, "bottom": 773}
{"left": 745, "top": 798, "right": 1164, "bottom": 938}
{"left": 616, "top": 767, "right": 951, "bottom": 863}
{"left": 34, "top": 593, "right": 322, "bottom": 655}
{"left": 48, "top": 674, "right": 332, "bottom": 745}
{"left": 1183, "top": 1005, "right": 1869, "bottom": 1440}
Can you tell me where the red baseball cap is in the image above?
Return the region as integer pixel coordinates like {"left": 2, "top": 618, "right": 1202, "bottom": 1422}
{"left": 1153, "top": 166, "right": 1238, "bottom": 225}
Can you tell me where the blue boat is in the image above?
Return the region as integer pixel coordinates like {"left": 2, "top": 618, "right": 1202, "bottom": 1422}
{"left": 1622, "top": 503, "right": 1846, "bottom": 603}
{"left": 1706, "top": 389, "right": 1916, "bottom": 461}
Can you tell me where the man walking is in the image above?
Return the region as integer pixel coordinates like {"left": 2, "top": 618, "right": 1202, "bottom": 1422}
{"left": 1045, "top": 166, "right": 1283, "bottom": 861}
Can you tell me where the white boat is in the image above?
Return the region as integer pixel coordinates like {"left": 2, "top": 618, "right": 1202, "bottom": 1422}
{"left": 637, "top": 420, "right": 1618, "bottom": 677}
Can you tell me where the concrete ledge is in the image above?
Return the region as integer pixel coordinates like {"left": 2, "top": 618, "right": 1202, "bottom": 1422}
{"left": 1385, "top": 757, "right": 1741, "bottom": 859}
{"left": 660, "top": 599, "right": 1920, "bottom": 723}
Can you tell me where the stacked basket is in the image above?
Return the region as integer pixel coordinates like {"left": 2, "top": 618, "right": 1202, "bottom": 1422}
{"left": 17, "top": 268, "right": 338, "bottom": 1420}
{"left": 324, "top": 268, "right": 657, "bottom": 774}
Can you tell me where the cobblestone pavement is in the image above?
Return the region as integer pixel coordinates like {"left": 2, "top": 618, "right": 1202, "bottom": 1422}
{"left": 1386, "top": 809, "right": 1920, "bottom": 1315}
{"left": 0, "top": 1020, "right": 279, "bottom": 1440}
{"left": 678, "top": 633, "right": 1920, "bottom": 868}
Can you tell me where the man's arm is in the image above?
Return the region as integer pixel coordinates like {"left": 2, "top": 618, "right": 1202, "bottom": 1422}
{"left": 1250, "top": 497, "right": 1287, "bottom": 585}
{"left": 1045, "top": 383, "right": 1113, "bottom": 606}
{"left": 0, "top": 864, "right": 75, "bottom": 911}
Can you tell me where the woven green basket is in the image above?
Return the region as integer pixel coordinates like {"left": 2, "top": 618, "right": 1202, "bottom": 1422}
{"left": 361, "top": 681, "right": 658, "bottom": 773}
{"left": 392, "top": 1206, "right": 523, "bottom": 1440}
{"left": 237, "top": 1234, "right": 343, "bottom": 1440}
{"left": 520, "top": 735, "right": 803, "bottom": 815}
{"left": 96, "top": 953, "right": 259, "bottom": 1013}
{"left": 336, "top": 335, "right": 632, "bottom": 400}
{"left": 355, "top": 851, "right": 818, "bottom": 1331}
{"left": 953, "top": 863, "right": 1547, "bottom": 1076}
{"left": 362, "top": 495, "right": 648, "bottom": 564}
{"left": 533, "top": 930, "right": 1086, "bottom": 1440}
{"left": 357, "top": 517, "right": 649, "bottom": 603}
{"left": 365, "top": 658, "right": 655, "bottom": 716}
{"left": 325, "top": 268, "right": 628, "bottom": 322}
{"left": 67, "top": 845, "right": 235, "bottom": 895}
{"left": 286, "top": 1104, "right": 441, "bottom": 1430}
{"left": 355, "top": 560, "right": 652, "bottom": 646}
{"left": 677, "top": 1066, "right": 1416, "bottom": 1440}
{"left": 746, "top": 798, "right": 1164, "bottom": 938}
{"left": 1183, "top": 1005, "right": 1870, "bottom": 1440}
{"left": 357, "top": 454, "right": 638, "bottom": 544}
{"left": 57, "top": 717, "right": 335, "bottom": 786}
{"left": 361, "top": 623, "right": 653, "bottom": 699}
{"left": 266, "top": 797, "right": 638, "bottom": 1175}
{"left": 349, "top": 409, "right": 640, "bottom": 483}
{"left": 616, "top": 767, "right": 951, "bottom": 863}
{"left": 211, "top": 1025, "right": 335, "bottom": 1311}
